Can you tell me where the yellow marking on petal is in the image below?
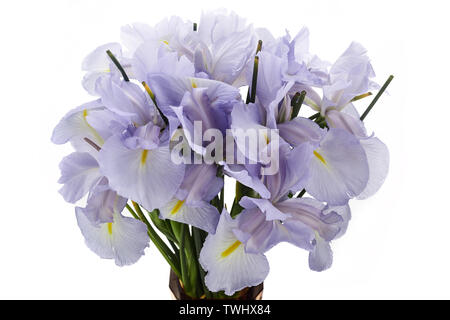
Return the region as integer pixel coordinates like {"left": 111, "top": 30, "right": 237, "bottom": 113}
{"left": 162, "top": 40, "right": 169, "bottom": 45}
{"left": 140, "top": 150, "right": 149, "bottom": 165}
{"left": 191, "top": 80, "right": 197, "bottom": 88}
{"left": 221, "top": 240, "right": 241, "bottom": 258}
{"left": 263, "top": 133, "right": 269, "bottom": 145}
{"left": 82, "top": 109, "right": 105, "bottom": 146}
{"left": 313, "top": 150, "right": 327, "bottom": 165}
{"left": 107, "top": 223, "right": 113, "bottom": 235}
{"left": 171, "top": 200, "right": 185, "bottom": 215}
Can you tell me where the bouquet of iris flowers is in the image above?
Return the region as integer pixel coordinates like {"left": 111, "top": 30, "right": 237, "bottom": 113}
{"left": 52, "top": 10, "right": 392, "bottom": 299}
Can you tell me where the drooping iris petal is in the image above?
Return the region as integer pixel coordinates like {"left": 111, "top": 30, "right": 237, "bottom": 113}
{"left": 264, "top": 142, "right": 313, "bottom": 202}
{"left": 240, "top": 197, "right": 288, "bottom": 221}
{"left": 177, "top": 164, "right": 223, "bottom": 203}
{"left": 76, "top": 209, "right": 149, "bottom": 266}
{"left": 98, "top": 134, "right": 185, "bottom": 211}
{"left": 51, "top": 100, "right": 105, "bottom": 154}
{"left": 221, "top": 163, "right": 270, "bottom": 199}
{"left": 357, "top": 137, "right": 390, "bottom": 199}
{"left": 79, "top": 179, "right": 128, "bottom": 224}
{"left": 326, "top": 109, "right": 367, "bottom": 139}
{"left": 305, "top": 128, "right": 369, "bottom": 206}
{"left": 308, "top": 232, "right": 333, "bottom": 272}
{"left": 326, "top": 110, "right": 390, "bottom": 200}
{"left": 230, "top": 101, "right": 270, "bottom": 164}
{"left": 234, "top": 206, "right": 313, "bottom": 254}
{"left": 199, "top": 210, "right": 269, "bottom": 296}
{"left": 57, "top": 152, "right": 102, "bottom": 203}
{"left": 159, "top": 199, "right": 220, "bottom": 234}
{"left": 278, "top": 117, "right": 324, "bottom": 147}
{"left": 274, "top": 197, "right": 343, "bottom": 242}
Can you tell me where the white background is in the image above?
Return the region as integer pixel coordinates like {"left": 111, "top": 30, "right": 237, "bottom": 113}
{"left": 0, "top": 0, "right": 447, "bottom": 299}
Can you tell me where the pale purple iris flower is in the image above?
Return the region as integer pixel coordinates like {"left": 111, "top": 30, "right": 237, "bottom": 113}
{"left": 95, "top": 76, "right": 186, "bottom": 212}
{"left": 158, "top": 164, "right": 223, "bottom": 233}
{"left": 75, "top": 178, "right": 149, "bottom": 266}
{"left": 231, "top": 143, "right": 350, "bottom": 271}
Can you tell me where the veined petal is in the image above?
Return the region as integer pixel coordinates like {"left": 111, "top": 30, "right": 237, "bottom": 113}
{"left": 240, "top": 196, "right": 288, "bottom": 221}
{"left": 221, "top": 163, "right": 270, "bottom": 199}
{"left": 80, "top": 180, "right": 128, "bottom": 224}
{"left": 159, "top": 199, "right": 220, "bottom": 234}
{"left": 326, "top": 109, "right": 367, "bottom": 139}
{"left": 234, "top": 207, "right": 313, "bottom": 254}
{"left": 82, "top": 42, "right": 122, "bottom": 72}
{"left": 57, "top": 152, "right": 102, "bottom": 203}
{"left": 308, "top": 232, "right": 333, "bottom": 271}
{"left": 210, "top": 26, "right": 256, "bottom": 84}
{"left": 275, "top": 197, "right": 343, "bottom": 241}
{"left": 51, "top": 100, "right": 105, "bottom": 153}
{"left": 199, "top": 210, "right": 269, "bottom": 296}
{"left": 76, "top": 209, "right": 149, "bottom": 266}
{"left": 98, "top": 135, "right": 185, "bottom": 211}
{"left": 278, "top": 117, "right": 324, "bottom": 147}
{"left": 95, "top": 76, "right": 155, "bottom": 126}
{"left": 178, "top": 164, "right": 223, "bottom": 203}
{"left": 305, "top": 128, "right": 369, "bottom": 206}
{"left": 357, "top": 137, "right": 390, "bottom": 199}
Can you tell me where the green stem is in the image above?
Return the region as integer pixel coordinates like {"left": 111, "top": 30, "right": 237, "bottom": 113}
{"left": 130, "top": 202, "right": 181, "bottom": 279}
{"left": 309, "top": 112, "right": 320, "bottom": 120}
{"left": 179, "top": 225, "right": 190, "bottom": 294}
{"left": 192, "top": 227, "right": 210, "bottom": 298}
{"left": 106, "top": 50, "right": 129, "bottom": 82}
{"left": 360, "top": 75, "right": 394, "bottom": 121}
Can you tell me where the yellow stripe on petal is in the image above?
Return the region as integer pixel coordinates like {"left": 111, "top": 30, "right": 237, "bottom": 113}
{"left": 82, "top": 109, "right": 105, "bottom": 146}
{"left": 107, "top": 223, "right": 113, "bottom": 235}
{"left": 221, "top": 240, "right": 241, "bottom": 258}
{"left": 171, "top": 200, "right": 185, "bottom": 215}
{"left": 140, "top": 150, "right": 149, "bottom": 165}
{"left": 313, "top": 150, "right": 327, "bottom": 165}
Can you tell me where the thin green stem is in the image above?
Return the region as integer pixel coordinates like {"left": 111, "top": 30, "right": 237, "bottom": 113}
{"left": 360, "top": 75, "right": 394, "bottom": 121}
{"left": 179, "top": 225, "right": 190, "bottom": 294}
{"left": 106, "top": 50, "right": 129, "bottom": 82}
{"left": 192, "top": 227, "right": 210, "bottom": 298}
{"left": 309, "top": 112, "right": 320, "bottom": 120}
{"left": 125, "top": 204, "right": 139, "bottom": 220}
{"left": 250, "top": 56, "right": 259, "bottom": 104}
{"left": 130, "top": 201, "right": 181, "bottom": 279}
